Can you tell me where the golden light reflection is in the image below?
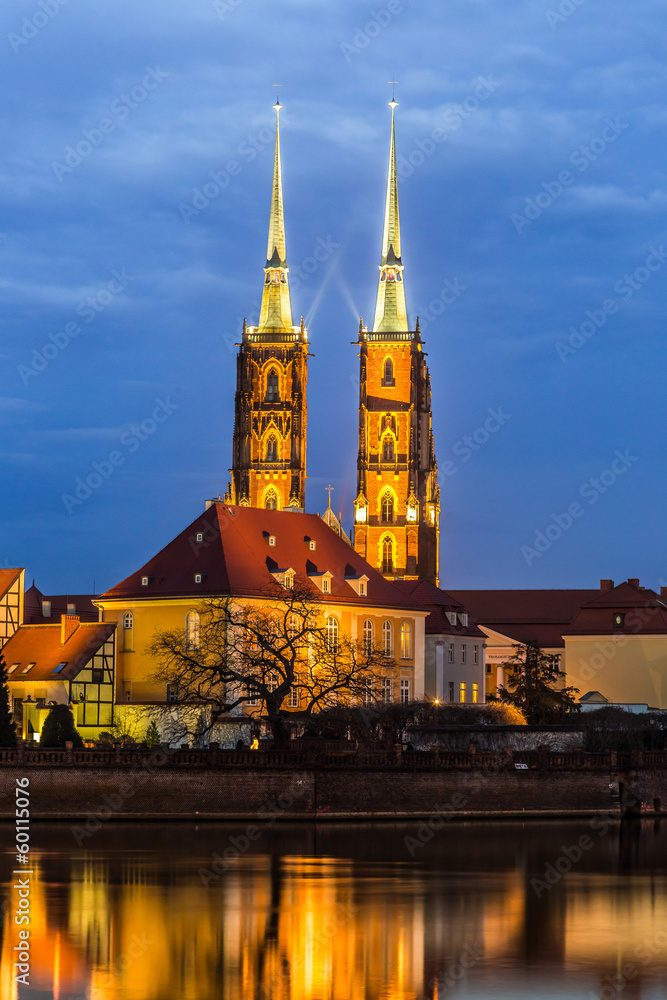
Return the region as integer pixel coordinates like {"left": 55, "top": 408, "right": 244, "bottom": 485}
{"left": 1, "top": 822, "right": 667, "bottom": 1000}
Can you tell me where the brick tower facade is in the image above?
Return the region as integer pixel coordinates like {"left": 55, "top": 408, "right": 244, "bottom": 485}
{"left": 229, "top": 100, "right": 308, "bottom": 511}
{"left": 353, "top": 99, "right": 440, "bottom": 584}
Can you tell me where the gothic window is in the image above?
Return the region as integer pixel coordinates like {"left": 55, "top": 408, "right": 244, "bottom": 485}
{"left": 382, "top": 357, "right": 394, "bottom": 386}
{"left": 185, "top": 610, "right": 200, "bottom": 651}
{"left": 382, "top": 536, "right": 394, "bottom": 574}
{"left": 265, "top": 434, "right": 278, "bottom": 462}
{"left": 381, "top": 414, "right": 396, "bottom": 436}
{"left": 265, "top": 490, "right": 278, "bottom": 510}
{"left": 381, "top": 491, "right": 394, "bottom": 523}
{"left": 382, "top": 436, "right": 395, "bottom": 463}
{"left": 266, "top": 368, "right": 279, "bottom": 402}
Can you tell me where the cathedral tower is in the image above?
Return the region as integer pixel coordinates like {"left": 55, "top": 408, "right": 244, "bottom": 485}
{"left": 353, "top": 98, "right": 440, "bottom": 584}
{"left": 230, "top": 100, "right": 308, "bottom": 510}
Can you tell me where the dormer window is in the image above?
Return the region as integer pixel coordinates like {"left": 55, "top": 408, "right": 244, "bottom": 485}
{"left": 613, "top": 613, "right": 625, "bottom": 628}
{"left": 446, "top": 612, "right": 457, "bottom": 627}
{"left": 458, "top": 613, "right": 468, "bottom": 627}
{"left": 268, "top": 535, "right": 276, "bottom": 547}
{"left": 359, "top": 582, "right": 365, "bottom": 596}
{"left": 67, "top": 602, "right": 76, "bottom": 614}
{"left": 194, "top": 573, "right": 205, "bottom": 584}
{"left": 323, "top": 578, "right": 329, "bottom": 593}
{"left": 309, "top": 571, "right": 332, "bottom": 594}
{"left": 285, "top": 571, "right": 295, "bottom": 590}
{"left": 42, "top": 601, "right": 51, "bottom": 618}
{"left": 309, "top": 540, "right": 316, "bottom": 551}
{"left": 141, "top": 576, "right": 150, "bottom": 587}
{"left": 8, "top": 664, "right": 19, "bottom": 674}
{"left": 196, "top": 532, "right": 205, "bottom": 543}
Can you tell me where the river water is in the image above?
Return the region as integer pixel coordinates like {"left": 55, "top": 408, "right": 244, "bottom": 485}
{"left": 1, "top": 819, "right": 667, "bottom": 999}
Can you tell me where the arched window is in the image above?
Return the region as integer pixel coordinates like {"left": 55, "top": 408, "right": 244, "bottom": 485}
{"left": 122, "top": 610, "right": 133, "bottom": 652}
{"left": 266, "top": 368, "right": 279, "bottom": 402}
{"left": 382, "top": 436, "right": 395, "bottom": 463}
{"left": 362, "top": 619, "right": 373, "bottom": 655}
{"left": 381, "top": 491, "right": 394, "bottom": 523}
{"left": 265, "top": 489, "right": 278, "bottom": 510}
{"left": 383, "top": 357, "right": 394, "bottom": 386}
{"left": 123, "top": 611, "right": 133, "bottom": 629}
{"left": 382, "top": 536, "right": 394, "bottom": 574}
{"left": 185, "top": 610, "right": 200, "bottom": 651}
{"left": 382, "top": 620, "right": 393, "bottom": 656}
{"left": 326, "top": 616, "right": 339, "bottom": 653}
{"left": 400, "top": 621, "right": 412, "bottom": 659}
{"left": 265, "top": 434, "right": 278, "bottom": 462}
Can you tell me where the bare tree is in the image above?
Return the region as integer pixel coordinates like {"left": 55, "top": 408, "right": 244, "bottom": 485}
{"left": 147, "top": 584, "right": 396, "bottom": 748}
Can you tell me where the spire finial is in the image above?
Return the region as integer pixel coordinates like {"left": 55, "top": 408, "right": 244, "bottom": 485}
{"left": 325, "top": 484, "right": 334, "bottom": 510}
{"left": 273, "top": 82, "right": 283, "bottom": 113}
{"left": 389, "top": 79, "right": 398, "bottom": 109}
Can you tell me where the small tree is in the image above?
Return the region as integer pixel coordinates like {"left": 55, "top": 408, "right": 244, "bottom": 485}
{"left": 40, "top": 704, "right": 84, "bottom": 748}
{"left": 0, "top": 654, "right": 17, "bottom": 747}
{"left": 490, "top": 643, "right": 579, "bottom": 724}
{"left": 147, "top": 586, "right": 395, "bottom": 749}
{"left": 144, "top": 721, "right": 161, "bottom": 747}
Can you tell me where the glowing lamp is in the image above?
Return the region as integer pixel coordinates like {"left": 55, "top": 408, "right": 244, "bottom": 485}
{"left": 406, "top": 505, "right": 417, "bottom": 523}
{"left": 356, "top": 505, "right": 367, "bottom": 523}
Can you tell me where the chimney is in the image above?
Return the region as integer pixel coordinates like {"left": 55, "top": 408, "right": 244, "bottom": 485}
{"left": 600, "top": 580, "right": 614, "bottom": 593}
{"left": 661, "top": 587, "right": 667, "bottom": 601}
{"left": 61, "top": 614, "right": 80, "bottom": 645}
{"left": 628, "top": 578, "right": 640, "bottom": 589}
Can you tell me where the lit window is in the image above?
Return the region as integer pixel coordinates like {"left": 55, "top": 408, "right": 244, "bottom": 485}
{"left": 288, "top": 686, "right": 299, "bottom": 708}
{"left": 8, "top": 664, "right": 20, "bottom": 674}
{"left": 382, "top": 437, "right": 395, "bottom": 463}
{"left": 447, "top": 643, "right": 454, "bottom": 663}
{"left": 381, "top": 678, "right": 392, "bottom": 703}
{"left": 185, "top": 610, "right": 200, "bottom": 651}
{"left": 141, "top": 577, "right": 149, "bottom": 587}
{"left": 400, "top": 621, "right": 412, "bottom": 659}
{"left": 472, "top": 683, "right": 479, "bottom": 704}
{"left": 268, "top": 535, "right": 276, "bottom": 546}
{"left": 322, "top": 577, "right": 329, "bottom": 594}
{"left": 309, "top": 540, "right": 316, "bottom": 551}
{"left": 245, "top": 681, "right": 259, "bottom": 707}
{"left": 270, "top": 271, "right": 281, "bottom": 283}
{"left": 284, "top": 571, "right": 295, "bottom": 590}
{"left": 21, "top": 663, "right": 36, "bottom": 674}
{"left": 381, "top": 491, "right": 394, "bottom": 523}
{"left": 266, "top": 435, "right": 278, "bottom": 462}
{"left": 461, "top": 645, "right": 466, "bottom": 664}
{"left": 196, "top": 532, "right": 204, "bottom": 543}
{"left": 326, "top": 616, "right": 339, "bottom": 653}
{"left": 400, "top": 679, "right": 410, "bottom": 704}
{"left": 382, "top": 537, "right": 394, "bottom": 575}
{"left": 359, "top": 582, "right": 365, "bottom": 596}
{"left": 473, "top": 645, "right": 479, "bottom": 664}
{"left": 265, "top": 491, "right": 278, "bottom": 510}
{"left": 362, "top": 677, "right": 374, "bottom": 706}
{"left": 194, "top": 573, "right": 203, "bottom": 584}
{"left": 67, "top": 602, "right": 76, "bottom": 614}
{"left": 459, "top": 682, "right": 467, "bottom": 703}
{"left": 362, "top": 619, "right": 373, "bottom": 655}
{"left": 266, "top": 368, "right": 280, "bottom": 401}
{"left": 382, "top": 620, "right": 393, "bottom": 656}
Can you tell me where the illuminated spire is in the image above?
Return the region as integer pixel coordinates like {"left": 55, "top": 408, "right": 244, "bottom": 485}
{"left": 257, "top": 98, "right": 293, "bottom": 332}
{"left": 373, "top": 95, "right": 408, "bottom": 332}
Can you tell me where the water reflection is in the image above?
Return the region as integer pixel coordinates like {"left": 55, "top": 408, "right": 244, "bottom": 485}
{"left": 1, "top": 820, "right": 667, "bottom": 999}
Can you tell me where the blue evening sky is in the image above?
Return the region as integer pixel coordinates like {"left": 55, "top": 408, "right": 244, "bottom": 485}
{"left": 2, "top": 0, "right": 667, "bottom": 594}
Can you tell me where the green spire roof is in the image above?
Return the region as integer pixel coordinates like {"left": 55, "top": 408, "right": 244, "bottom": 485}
{"left": 373, "top": 99, "right": 408, "bottom": 332}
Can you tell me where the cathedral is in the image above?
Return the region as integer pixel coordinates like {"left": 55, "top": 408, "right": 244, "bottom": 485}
{"left": 228, "top": 96, "right": 440, "bottom": 586}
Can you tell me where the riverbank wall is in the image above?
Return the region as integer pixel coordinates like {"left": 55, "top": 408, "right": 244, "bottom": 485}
{"left": 1, "top": 745, "right": 666, "bottom": 820}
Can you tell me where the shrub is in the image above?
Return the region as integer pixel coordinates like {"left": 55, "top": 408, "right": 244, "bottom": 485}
{"left": 40, "top": 704, "right": 84, "bottom": 748}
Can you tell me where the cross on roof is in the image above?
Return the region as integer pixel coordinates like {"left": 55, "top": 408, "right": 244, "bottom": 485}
{"left": 325, "top": 484, "right": 334, "bottom": 508}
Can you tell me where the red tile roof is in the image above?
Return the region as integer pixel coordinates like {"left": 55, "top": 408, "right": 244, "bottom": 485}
{"left": 392, "top": 580, "right": 486, "bottom": 637}
{"left": 564, "top": 581, "right": 667, "bottom": 636}
{"left": 100, "top": 503, "right": 424, "bottom": 612}
{"left": 0, "top": 568, "right": 22, "bottom": 598}
{"left": 23, "top": 583, "right": 98, "bottom": 624}
{"left": 447, "top": 589, "right": 599, "bottom": 648}
{"left": 3, "top": 622, "right": 115, "bottom": 682}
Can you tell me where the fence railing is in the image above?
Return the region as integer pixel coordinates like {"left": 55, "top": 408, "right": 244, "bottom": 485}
{"left": 0, "top": 745, "right": 662, "bottom": 770}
